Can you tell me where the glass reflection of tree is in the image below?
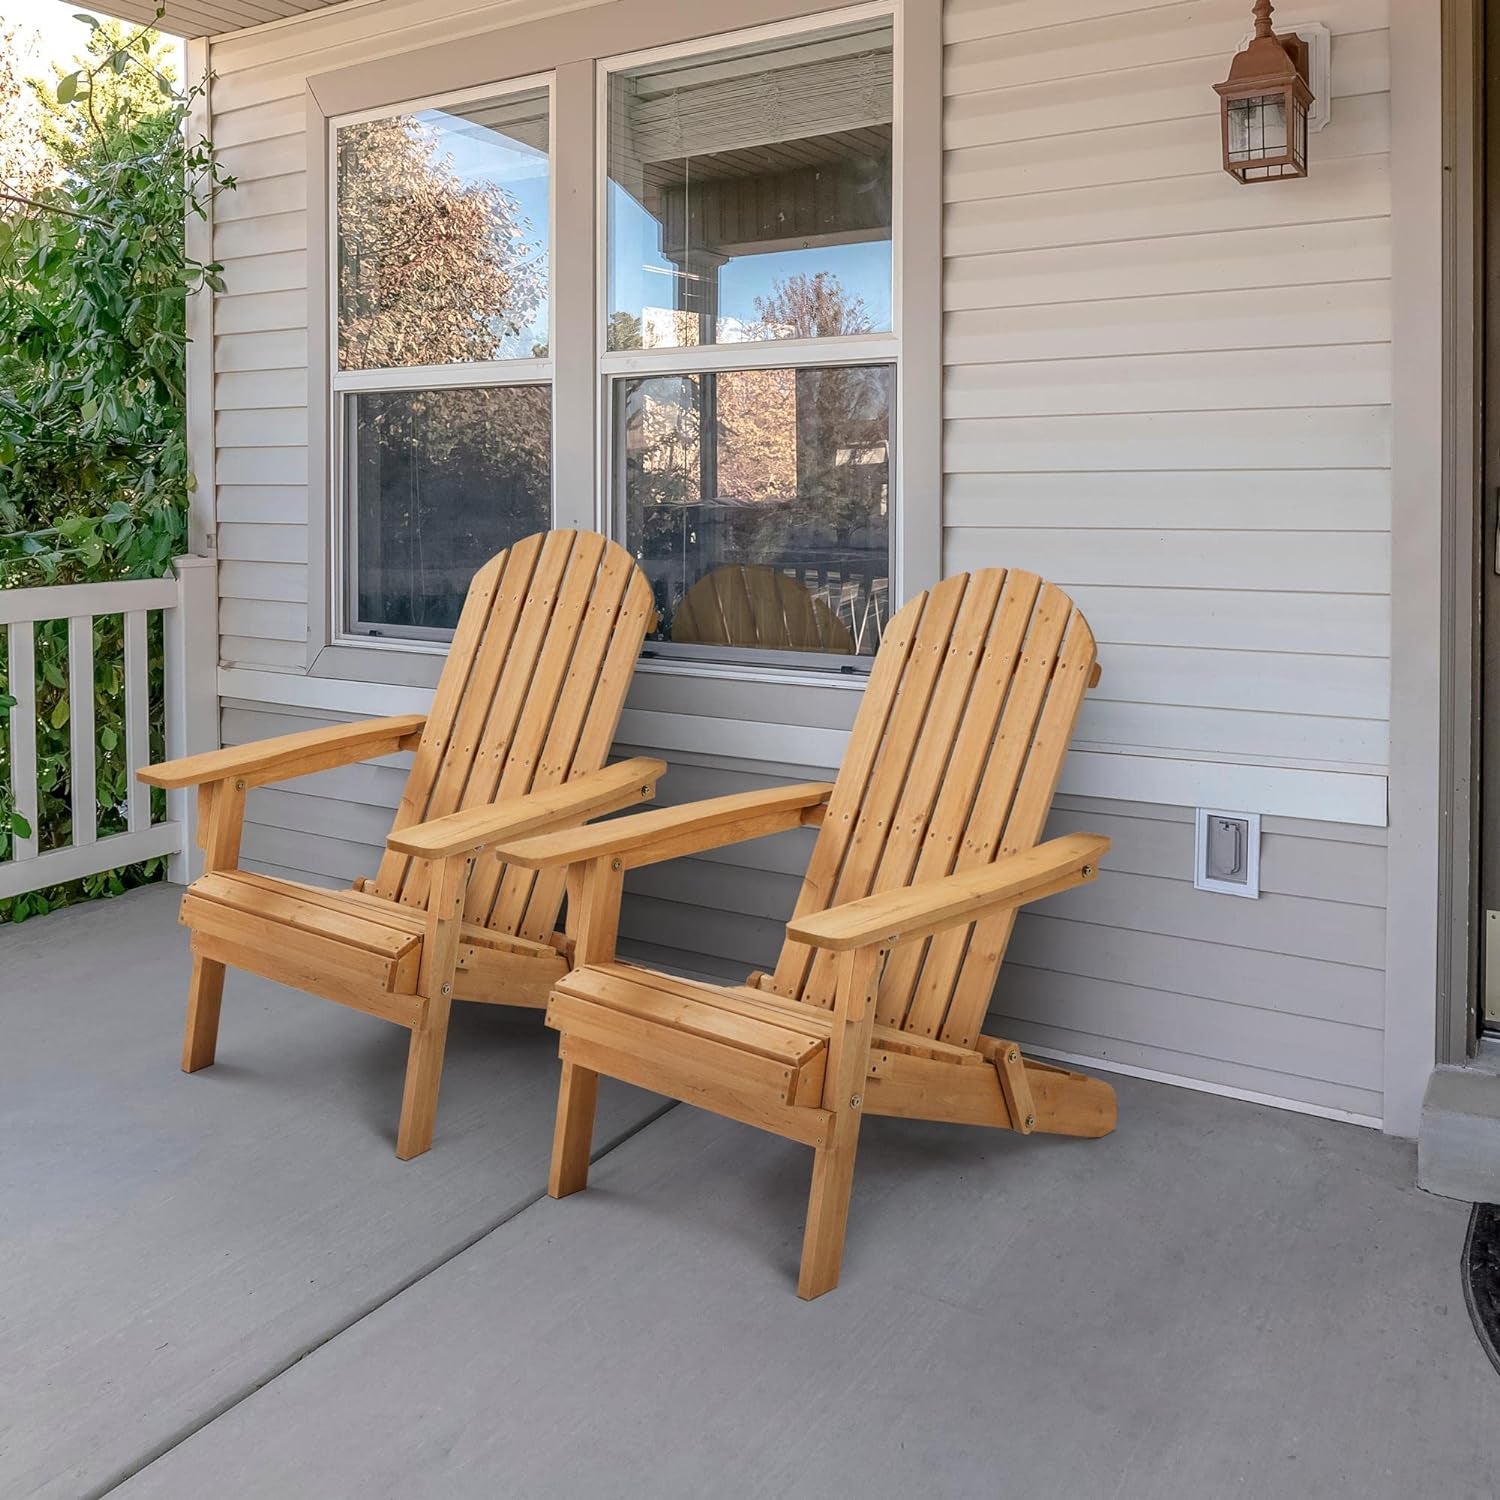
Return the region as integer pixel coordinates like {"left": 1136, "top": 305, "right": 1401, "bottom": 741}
{"left": 338, "top": 114, "right": 545, "bottom": 368}
{"left": 627, "top": 273, "right": 889, "bottom": 644}
{"left": 339, "top": 114, "right": 550, "bottom": 628}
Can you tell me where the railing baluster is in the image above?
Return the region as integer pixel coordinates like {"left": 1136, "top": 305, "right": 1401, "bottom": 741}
{"left": 124, "top": 609, "right": 150, "bottom": 833}
{"left": 7, "top": 620, "right": 39, "bottom": 862}
{"left": 68, "top": 615, "right": 97, "bottom": 848}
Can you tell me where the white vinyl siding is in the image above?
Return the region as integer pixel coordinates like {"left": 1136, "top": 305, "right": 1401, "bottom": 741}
{"left": 940, "top": 0, "right": 1391, "bottom": 782}
{"left": 201, "top": 0, "right": 1394, "bottom": 1124}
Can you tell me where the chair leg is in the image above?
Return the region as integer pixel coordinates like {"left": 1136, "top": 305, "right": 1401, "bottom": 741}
{"left": 181, "top": 954, "right": 226, "bottom": 1073}
{"left": 395, "top": 998, "right": 452, "bottom": 1161}
{"left": 797, "top": 1107, "right": 864, "bottom": 1300}
{"left": 549, "top": 1058, "right": 599, "bottom": 1198}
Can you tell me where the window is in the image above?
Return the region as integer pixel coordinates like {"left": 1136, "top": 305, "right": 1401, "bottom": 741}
{"left": 604, "top": 15, "right": 896, "bottom": 664}
{"left": 317, "top": 3, "right": 929, "bottom": 669}
{"left": 334, "top": 81, "right": 552, "bottom": 638}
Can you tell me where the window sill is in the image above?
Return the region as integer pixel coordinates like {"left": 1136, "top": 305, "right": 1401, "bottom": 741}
{"left": 635, "top": 655, "right": 870, "bottom": 692}
{"left": 307, "top": 638, "right": 871, "bottom": 694}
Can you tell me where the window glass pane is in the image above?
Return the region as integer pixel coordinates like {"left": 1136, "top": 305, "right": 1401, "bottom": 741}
{"left": 337, "top": 86, "right": 549, "bottom": 370}
{"left": 619, "top": 364, "right": 890, "bottom": 657}
{"left": 606, "top": 19, "right": 892, "bottom": 351}
{"left": 349, "top": 386, "right": 551, "bottom": 633}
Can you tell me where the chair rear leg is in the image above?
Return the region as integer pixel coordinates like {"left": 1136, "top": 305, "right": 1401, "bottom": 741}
{"left": 396, "top": 998, "right": 452, "bottom": 1161}
{"left": 549, "top": 1058, "right": 599, "bottom": 1198}
{"left": 797, "top": 1108, "right": 864, "bottom": 1300}
{"left": 182, "top": 954, "right": 226, "bottom": 1073}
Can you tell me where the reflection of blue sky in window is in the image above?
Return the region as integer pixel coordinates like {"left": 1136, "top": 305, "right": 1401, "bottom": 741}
{"left": 609, "top": 184, "right": 890, "bottom": 343}
{"left": 420, "top": 103, "right": 551, "bottom": 357}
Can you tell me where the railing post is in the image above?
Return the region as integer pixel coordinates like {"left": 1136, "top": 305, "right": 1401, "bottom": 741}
{"left": 164, "top": 554, "right": 219, "bottom": 884}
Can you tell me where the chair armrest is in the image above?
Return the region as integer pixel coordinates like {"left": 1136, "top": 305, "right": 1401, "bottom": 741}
{"left": 495, "top": 782, "right": 835, "bottom": 871}
{"left": 137, "top": 714, "right": 427, "bottom": 791}
{"left": 786, "top": 833, "right": 1109, "bottom": 952}
{"left": 385, "top": 757, "right": 668, "bottom": 861}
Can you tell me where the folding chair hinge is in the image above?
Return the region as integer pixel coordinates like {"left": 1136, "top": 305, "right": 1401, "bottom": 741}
{"left": 992, "top": 1039, "right": 1036, "bottom": 1135}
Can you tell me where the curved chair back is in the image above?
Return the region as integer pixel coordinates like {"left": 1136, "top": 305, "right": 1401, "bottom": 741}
{"left": 766, "top": 568, "right": 1097, "bottom": 1049}
{"left": 373, "top": 530, "right": 656, "bottom": 939}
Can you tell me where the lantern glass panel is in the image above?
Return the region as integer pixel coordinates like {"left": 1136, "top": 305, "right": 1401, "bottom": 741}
{"left": 1226, "top": 92, "right": 1288, "bottom": 164}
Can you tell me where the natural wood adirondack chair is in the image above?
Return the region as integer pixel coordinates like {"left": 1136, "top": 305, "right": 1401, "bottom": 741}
{"left": 495, "top": 567, "right": 1115, "bottom": 1297}
{"left": 137, "top": 530, "right": 664, "bottom": 1159}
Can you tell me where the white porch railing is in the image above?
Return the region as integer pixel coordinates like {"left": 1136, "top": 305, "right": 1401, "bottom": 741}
{"left": 1, "top": 555, "right": 217, "bottom": 902}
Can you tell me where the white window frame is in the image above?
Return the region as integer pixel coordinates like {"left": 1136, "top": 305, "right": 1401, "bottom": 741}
{"left": 597, "top": 4, "right": 899, "bottom": 676}
{"left": 328, "top": 71, "right": 557, "bottom": 650}
{"left": 302, "top": 0, "right": 939, "bottom": 692}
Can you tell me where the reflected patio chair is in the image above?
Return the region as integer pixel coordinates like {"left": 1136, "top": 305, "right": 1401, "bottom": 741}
{"left": 672, "top": 564, "right": 855, "bottom": 655}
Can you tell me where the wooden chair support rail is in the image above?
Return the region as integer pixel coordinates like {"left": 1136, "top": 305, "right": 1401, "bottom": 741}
{"left": 495, "top": 782, "right": 836, "bottom": 871}
{"left": 785, "top": 832, "right": 1111, "bottom": 952}
{"left": 138, "top": 714, "right": 428, "bottom": 791}
{"left": 383, "top": 757, "right": 668, "bottom": 860}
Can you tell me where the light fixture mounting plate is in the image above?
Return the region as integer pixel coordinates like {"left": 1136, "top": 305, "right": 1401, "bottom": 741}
{"left": 1239, "top": 17, "right": 1331, "bottom": 131}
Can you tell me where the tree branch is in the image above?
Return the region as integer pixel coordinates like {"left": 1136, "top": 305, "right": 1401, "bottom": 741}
{"left": 0, "top": 186, "right": 107, "bottom": 226}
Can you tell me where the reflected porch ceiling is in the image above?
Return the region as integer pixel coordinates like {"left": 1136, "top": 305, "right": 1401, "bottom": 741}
{"left": 76, "top": 0, "right": 360, "bottom": 38}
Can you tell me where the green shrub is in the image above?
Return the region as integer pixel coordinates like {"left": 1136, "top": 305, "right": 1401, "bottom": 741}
{"left": 0, "top": 14, "right": 231, "bottom": 921}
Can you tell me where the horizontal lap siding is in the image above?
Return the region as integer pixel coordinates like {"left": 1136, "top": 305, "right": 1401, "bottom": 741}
{"left": 933, "top": 0, "right": 1391, "bottom": 1118}
{"left": 941, "top": 0, "right": 1392, "bottom": 784}
{"left": 208, "top": 0, "right": 1393, "bottom": 1122}
{"left": 223, "top": 701, "right": 1386, "bottom": 1121}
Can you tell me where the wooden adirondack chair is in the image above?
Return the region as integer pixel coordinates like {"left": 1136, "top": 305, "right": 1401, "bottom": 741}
{"left": 137, "top": 530, "right": 664, "bottom": 1159}
{"left": 495, "top": 567, "right": 1115, "bottom": 1296}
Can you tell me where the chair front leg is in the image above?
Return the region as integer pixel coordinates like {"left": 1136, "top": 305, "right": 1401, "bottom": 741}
{"left": 799, "top": 944, "right": 885, "bottom": 1300}
{"left": 396, "top": 852, "right": 472, "bottom": 1160}
{"left": 547, "top": 856, "right": 626, "bottom": 1197}
{"left": 180, "top": 779, "right": 249, "bottom": 1074}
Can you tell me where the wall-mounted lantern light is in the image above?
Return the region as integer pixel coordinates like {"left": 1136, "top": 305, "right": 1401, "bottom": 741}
{"left": 1214, "top": 1, "right": 1314, "bottom": 184}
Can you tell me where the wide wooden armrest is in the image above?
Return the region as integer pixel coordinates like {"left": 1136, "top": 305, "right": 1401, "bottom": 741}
{"left": 138, "top": 714, "right": 428, "bottom": 791}
{"left": 385, "top": 757, "right": 668, "bottom": 861}
{"left": 786, "top": 833, "right": 1110, "bottom": 952}
{"left": 495, "top": 782, "right": 835, "bottom": 871}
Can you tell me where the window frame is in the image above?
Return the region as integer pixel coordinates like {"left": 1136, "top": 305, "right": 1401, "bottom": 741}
{"left": 597, "top": 5, "right": 899, "bottom": 676}
{"left": 303, "top": 0, "right": 940, "bottom": 690}
{"left": 327, "top": 71, "right": 558, "bottom": 650}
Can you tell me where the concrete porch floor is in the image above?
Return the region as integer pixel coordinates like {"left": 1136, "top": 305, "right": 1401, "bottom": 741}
{"left": 4, "top": 885, "right": 1498, "bottom": 1499}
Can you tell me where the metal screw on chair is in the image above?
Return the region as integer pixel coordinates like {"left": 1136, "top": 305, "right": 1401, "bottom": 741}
{"left": 440, "top": 983, "right": 452, "bottom": 996}
{"left": 1007, "top": 1048, "right": 1019, "bottom": 1065}
{"left": 611, "top": 858, "right": 622, "bottom": 872}
{"left": 1024, "top": 1114, "right": 1036, "bottom": 1130}
{"left": 850, "top": 1095, "right": 862, "bottom": 1110}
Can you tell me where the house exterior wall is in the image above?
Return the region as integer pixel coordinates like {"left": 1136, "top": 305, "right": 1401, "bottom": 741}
{"left": 199, "top": 0, "right": 1396, "bottom": 1127}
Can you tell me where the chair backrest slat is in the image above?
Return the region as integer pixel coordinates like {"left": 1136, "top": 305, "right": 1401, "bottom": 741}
{"left": 768, "top": 568, "right": 1098, "bottom": 1048}
{"left": 458, "top": 530, "right": 611, "bottom": 923}
{"left": 371, "top": 532, "right": 653, "bottom": 940}
{"left": 489, "top": 541, "right": 656, "bottom": 939}
{"left": 766, "top": 591, "right": 927, "bottom": 1003}
{"left": 374, "top": 547, "right": 517, "bottom": 896}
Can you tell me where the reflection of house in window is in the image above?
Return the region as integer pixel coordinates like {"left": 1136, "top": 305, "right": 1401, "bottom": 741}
{"left": 609, "top": 17, "right": 895, "bottom": 660}
{"left": 608, "top": 20, "right": 894, "bottom": 350}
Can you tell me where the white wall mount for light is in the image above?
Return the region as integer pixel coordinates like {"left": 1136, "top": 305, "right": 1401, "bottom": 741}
{"left": 1240, "top": 18, "right": 1332, "bottom": 132}
{"left": 1194, "top": 809, "right": 1262, "bottom": 899}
